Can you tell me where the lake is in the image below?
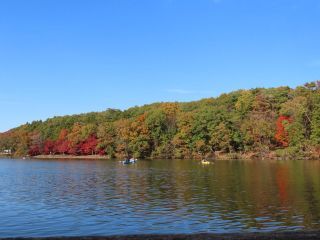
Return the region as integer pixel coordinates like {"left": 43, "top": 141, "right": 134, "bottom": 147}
{"left": 0, "top": 158, "right": 320, "bottom": 237}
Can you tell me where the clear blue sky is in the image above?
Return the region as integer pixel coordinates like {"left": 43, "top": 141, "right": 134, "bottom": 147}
{"left": 0, "top": 0, "right": 319, "bottom": 132}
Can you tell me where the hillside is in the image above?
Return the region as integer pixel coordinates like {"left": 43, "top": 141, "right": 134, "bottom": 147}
{"left": 1, "top": 81, "right": 320, "bottom": 160}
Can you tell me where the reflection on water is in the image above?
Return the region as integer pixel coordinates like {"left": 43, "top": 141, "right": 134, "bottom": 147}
{"left": 0, "top": 158, "right": 320, "bottom": 237}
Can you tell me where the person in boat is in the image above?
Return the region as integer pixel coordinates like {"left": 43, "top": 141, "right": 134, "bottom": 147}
{"left": 124, "top": 157, "right": 131, "bottom": 164}
{"left": 201, "top": 158, "right": 211, "bottom": 164}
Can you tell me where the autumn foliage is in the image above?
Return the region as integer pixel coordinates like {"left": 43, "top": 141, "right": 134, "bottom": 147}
{"left": 25, "top": 129, "right": 99, "bottom": 156}
{"left": 80, "top": 135, "right": 98, "bottom": 155}
{"left": 275, "top": 116, "right": 292, "bottom": 147}
{"left": 1, "top": 81, "right": 320, "bottom": 159}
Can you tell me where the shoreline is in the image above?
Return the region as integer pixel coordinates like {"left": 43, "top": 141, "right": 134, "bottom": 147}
{"left": 2, "top": 153, "right": 319, "bottom": 161}
{"left": 2, "top": 232, "right": 320, "bottom": 240}
{"left": 30, "top": 152, "right": 320, "bottom": 161}
{"left": 32, "top": 155, "right": 110, "bottom": 160}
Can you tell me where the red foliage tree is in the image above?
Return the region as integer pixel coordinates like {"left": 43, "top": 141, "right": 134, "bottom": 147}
{"left": 28, "top": 145, "right": 41, "bottom": 156}
{"left": 68, "top": 143, "right": 81, "bottom": 155}
{"left": 28, "top": 132, "right": 43, "bottom": 156}
{"left": 275, "top": 115, "right": 292, "bottom": 147}
{"left": 43, "top": 140, "right": 55, "bottom": 155}
{"left": 54, "top": 129, "right": 70, "bottom": 154}
{"left": 56, "top": 140, "right": 70, "bottom": 154}
{"left": 80, "top": 135, "right": 98, "bottom": 155}
{"left": 98, "top": 149, "right": 105, "bottom": 156}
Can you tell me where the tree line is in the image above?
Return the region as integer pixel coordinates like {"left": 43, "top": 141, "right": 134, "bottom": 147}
{"left": 1, "top": 81, "right": 320, "bottom": 159}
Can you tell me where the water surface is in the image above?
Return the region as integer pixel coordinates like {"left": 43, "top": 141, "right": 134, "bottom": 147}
{"left": 0, "top": 158, "right": 320, "bottom": 237}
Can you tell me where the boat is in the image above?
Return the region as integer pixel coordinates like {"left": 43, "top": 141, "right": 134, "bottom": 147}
{"left": 121, "top": 158, "right": 138, "bottom": 165}
{"left": 201, "top": 159, "right": 212, "bottom": 165}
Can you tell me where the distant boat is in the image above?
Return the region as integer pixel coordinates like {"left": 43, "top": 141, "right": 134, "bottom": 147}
{"left": 201, "top": 159, "right": 212, "bottom": 165}
{"left": 1, "top": 149, "right": 12, "bottom": 155}
{"left": 121, "top": 158, "right": 138, "bottom": 165}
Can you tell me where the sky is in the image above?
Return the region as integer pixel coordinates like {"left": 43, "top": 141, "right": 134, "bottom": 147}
{"left": 0, "top": 0, "right": 319, "bottom": 132}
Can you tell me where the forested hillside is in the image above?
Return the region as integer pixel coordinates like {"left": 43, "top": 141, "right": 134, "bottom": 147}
{"left": 1, "top": 82, "right": 320, "bottom": 160}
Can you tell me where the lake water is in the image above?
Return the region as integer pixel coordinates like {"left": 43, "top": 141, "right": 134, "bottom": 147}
{"left": 0, "top": 158, "right": 320, "bottom": 237}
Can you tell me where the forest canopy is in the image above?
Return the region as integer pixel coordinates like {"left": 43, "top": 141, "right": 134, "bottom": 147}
{"left": 1, "top": 82, "right": 320, "bottom": 160}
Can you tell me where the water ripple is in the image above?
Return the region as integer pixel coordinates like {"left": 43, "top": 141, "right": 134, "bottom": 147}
{"left": 0, "top": 158, "right": 320, "bottom": 237}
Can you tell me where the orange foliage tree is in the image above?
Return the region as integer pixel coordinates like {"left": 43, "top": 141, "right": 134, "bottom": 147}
{"left": 275, "top": 116, "right": 292, "bottom": 147}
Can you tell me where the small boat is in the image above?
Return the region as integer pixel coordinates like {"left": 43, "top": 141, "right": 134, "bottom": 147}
{"left": 121, "top": 158, "right": 138, "bottom": 165}
{"left": 201, "top": 159, "right": 212, "bottom": 165}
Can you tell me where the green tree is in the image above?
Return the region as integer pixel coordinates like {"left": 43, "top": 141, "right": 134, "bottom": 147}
{"left": 97, "top": 122, "right": 116, "bottom": 157}
{"left": 210, "top": 122, "right": 232, "bottom": 152}
{"left": 280, "top": 96, "right": 310, "bottom": 147}
{"left": 311, "top": 97, "right": 320, "bottom": 144}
